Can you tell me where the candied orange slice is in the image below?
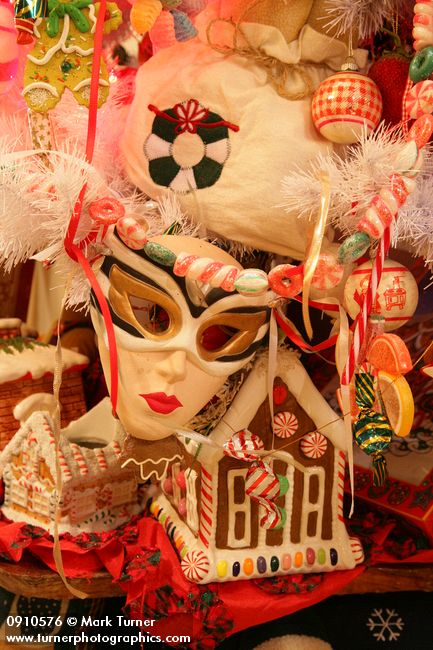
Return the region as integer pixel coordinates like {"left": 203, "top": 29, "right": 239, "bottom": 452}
{"left": 367, "top": 334, "right": 413, "bottom": 375}
{"left": 377, "top": 371, "right": 414, "bottom": 438}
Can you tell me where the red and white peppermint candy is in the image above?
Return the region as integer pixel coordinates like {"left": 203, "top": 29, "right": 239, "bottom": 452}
{"left": 273, "top": 411, "right": 299, "bottom": 439}
{"left": 223, "top": 430, "right": 265, "bottom": 462}
{"left": 300, "top": 431, "right": 328, "bottom": 459}
{"left": 405, "top": 80, "right": 433, "bottom": 119}
{"left": 311, "top": 253, "right": 344, "bottom": 291}
{"left": 246, "top": 461, "right": 280, "bottom": 501}
{"left": 116, "top": 215, "right": 149, "bottom": 250}
{"left": 173, "top": 252, "right": 239, "bottom": 292}
{"left": 181, "top": 550, "right": 210, "bottom": 582}
{"left": 259, "top": 500, "right": 282, "bottom": 530}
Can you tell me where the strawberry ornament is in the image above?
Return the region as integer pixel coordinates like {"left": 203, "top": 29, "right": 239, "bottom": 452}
{"left": 369, "top": 51, "right": 411, "bottom": 125}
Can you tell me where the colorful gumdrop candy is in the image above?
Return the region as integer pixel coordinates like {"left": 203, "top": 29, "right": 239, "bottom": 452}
{"left": 366, "top": 333, "right": 413, "bottom": 375}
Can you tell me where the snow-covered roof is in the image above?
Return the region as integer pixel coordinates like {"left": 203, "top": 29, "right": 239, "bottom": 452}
{"left": 0, "top": 342, "right": 88, "bottom": 384}
{"left": 0, "top": 408, "right": 122, "bottom": 484}
{"left": 0, "top": 318, "right": 21, "bottom": 329}
{"left": 209, "top": 348, "right": 346, "bottom": 453}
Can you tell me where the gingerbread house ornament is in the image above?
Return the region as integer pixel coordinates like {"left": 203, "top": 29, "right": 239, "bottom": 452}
{"left": 0, "top": 401, "right": 143, "bottom": 534}
{"left": 150, "top": 348, "right": 364, "bottom": 583}
{"left": 0, "top": 319, "right": 88, "bottom": 450}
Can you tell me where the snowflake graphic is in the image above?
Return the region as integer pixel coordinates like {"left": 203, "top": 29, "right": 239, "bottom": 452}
{"left": 366, "top": 608, "right": 404, "bottom": 642}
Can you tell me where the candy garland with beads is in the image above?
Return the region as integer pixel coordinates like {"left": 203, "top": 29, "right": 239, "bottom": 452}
{"left": 406, "top": 2, "right": 433, "bottom": 118}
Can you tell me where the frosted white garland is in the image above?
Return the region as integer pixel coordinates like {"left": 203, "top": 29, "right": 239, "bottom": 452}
{"left": 0, "top": 125, "right": 202, "bottom": 308}
{"left": 279, "top": 125, "right": 433, "bottom": 250}
{"left": 323, "top": 0, "right": 407, "bottom": 39}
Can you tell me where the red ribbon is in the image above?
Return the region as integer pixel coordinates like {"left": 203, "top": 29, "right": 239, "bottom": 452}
{"left": 274, "top": 308, "right": 339, "bottom": 353}
{"left": 63, "top": 0, "right": 118, "bottom": 412}
{"left": 148, "top": 98, "right": 240, "bottom": 135}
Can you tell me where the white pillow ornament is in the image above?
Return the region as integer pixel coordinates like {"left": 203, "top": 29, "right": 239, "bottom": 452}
{"left": 122, "top": 0, "right": 368, "bottom": 260}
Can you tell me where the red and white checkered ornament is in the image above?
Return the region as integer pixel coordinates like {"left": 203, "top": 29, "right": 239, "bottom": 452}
{"left": 312, "top": 71, "right": 383, "bottom": 144}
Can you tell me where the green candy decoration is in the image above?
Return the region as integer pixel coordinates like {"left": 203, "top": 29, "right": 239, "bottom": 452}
{"left": 144, "top": 242, "right": 177, "bottom": 266}
{"left": 338, "top": 232, "right": 371, "bottom": 264}
{"left": 274, "top": 506, "right": 287, "bottom": 530}
{"left": 353, "top": 372, "right": 393, "bottom": 487}
{"left": 46, "top": 0, "right": 93, "bottom": 38}
{"left": 277, "top": 474, "right": 289, "bottom": 497}
{"left": 410, "top": 46, "right": 433, "bottom": 83}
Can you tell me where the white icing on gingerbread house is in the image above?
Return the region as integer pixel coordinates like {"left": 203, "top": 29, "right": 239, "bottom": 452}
{"left": 0, "top": 403, "right": 143, "bottom": 535}
{"left": 150, "top": 348, "right": 364, "bottom": 583}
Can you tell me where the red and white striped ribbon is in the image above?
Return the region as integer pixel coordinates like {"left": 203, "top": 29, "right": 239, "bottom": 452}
{"left": 341, "top": 227, "right": 391, "bottom": 386}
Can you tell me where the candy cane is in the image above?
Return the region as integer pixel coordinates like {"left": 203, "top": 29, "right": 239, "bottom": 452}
{"left": 173, "top": 252, "right": 240, "bottom": 292}
{"left": 413, "top": 1, "right": 433, "bottom": 51}
{"left": 341, "top": 228, "right": 391, "bottom": 386}
{"left": 342, "top": 116, "right": 433, "bottom": 385}
{"left": 357, "top": 174, "right": 416, "bottom": 239}
{"left": 223, "top": 432, "right": 286, "bottom": 530}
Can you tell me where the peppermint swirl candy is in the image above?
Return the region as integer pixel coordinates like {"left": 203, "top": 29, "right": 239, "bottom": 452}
{"left": 300, "top": 431, "right": 328, "bottom": 459}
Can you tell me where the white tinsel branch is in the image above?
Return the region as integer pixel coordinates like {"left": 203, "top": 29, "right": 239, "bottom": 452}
{"left": 280, "top": 122, "right": 433, "bottom": 266}
{"left": 323, "top": 0, "right": 407, "bottom": 38}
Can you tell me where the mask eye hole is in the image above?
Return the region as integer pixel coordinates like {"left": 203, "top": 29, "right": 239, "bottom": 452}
{"left": 200, "top": 324, "right": 239, "bottom": 351}
{"left": 129, "top": 295, "right": 170, "bottom": 334}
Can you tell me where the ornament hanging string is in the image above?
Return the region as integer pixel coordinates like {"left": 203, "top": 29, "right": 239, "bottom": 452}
{"left": 302, "top": 171, "right": 331, "bottom": 340}
{"left": 47, "top": 0, "right": 112, "bottom": 601}
{"left": 63, "top": 0, "right": 118, "bottom": 413}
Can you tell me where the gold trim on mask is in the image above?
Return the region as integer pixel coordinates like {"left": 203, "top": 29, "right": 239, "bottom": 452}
{"left": 109, "top": 265, "right": 182, "bottom": 340}
{"left": 197, "top": 311, "right": 268, "bottom": 360}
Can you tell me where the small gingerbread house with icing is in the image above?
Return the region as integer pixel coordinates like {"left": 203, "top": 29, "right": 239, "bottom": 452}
{"left": 0, "top": 319, "right": 88, "bottom": 450}
{"left": 150, "top": 348, "right": 363, "bottom": 583}
{"left": 0, "top": 401, "right": 143, "bottom": 534}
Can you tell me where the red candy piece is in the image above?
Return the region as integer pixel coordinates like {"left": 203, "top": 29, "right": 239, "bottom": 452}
{"left": 176, "top": 470, "right": 186, "bottom": 490}
{"left": 268, "top": 264, "right": 303, "bottom": 298}
{"left": 407, "top": 114, "right": 433, "bottom": 149}
{"left": 88, "top": 197, "right": 125, "bottom": 225}
{"left": 273, "top": 383, "right": 288, "bottom": 405}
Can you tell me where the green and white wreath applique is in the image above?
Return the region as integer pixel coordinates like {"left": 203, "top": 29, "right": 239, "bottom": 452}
{"left": 144, "top": 99, "right": 239, "bottom": 193}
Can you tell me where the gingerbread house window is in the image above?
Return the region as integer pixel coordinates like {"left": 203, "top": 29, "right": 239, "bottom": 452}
{"left": 70, "top": 489, "right": 96, "bottom": 522}
{"left": 32, "top": 492, "right": 51, "bottom": 517}
{"left": 38, "top": 459, "right": 54, "bottom": 484}
{"left": 300, "top": 468, "right": 325, "bottom": 539}
{"left": 10, "top": 482, "right": 28, "bottom": 507}
{"left": 111, "top": 479, "right": 134, "bottom": 507}
{"left": 227, "top": 469, "right": 251, "bottom": 548}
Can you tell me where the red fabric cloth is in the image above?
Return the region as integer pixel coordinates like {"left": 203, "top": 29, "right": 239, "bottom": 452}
{"left": 0, "top": 506, "right": 432, "bottom": 648}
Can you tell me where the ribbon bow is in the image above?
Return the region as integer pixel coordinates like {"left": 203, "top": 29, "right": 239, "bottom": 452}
{"left": 173, "top": 99, "right": 209, "bottom": 134}
{"left": 148, "top": 99, "right": 240, "bottom": 136}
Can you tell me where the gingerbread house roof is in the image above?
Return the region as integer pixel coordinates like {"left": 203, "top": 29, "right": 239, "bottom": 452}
{"left": 0, "top": 406, "right": 122, "bottom": 485}
{"left": 0, "top": 341, "right": 88, "bottom": 385}
{"left": 207, "top": 348, "right": 345, "bottom": 454}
